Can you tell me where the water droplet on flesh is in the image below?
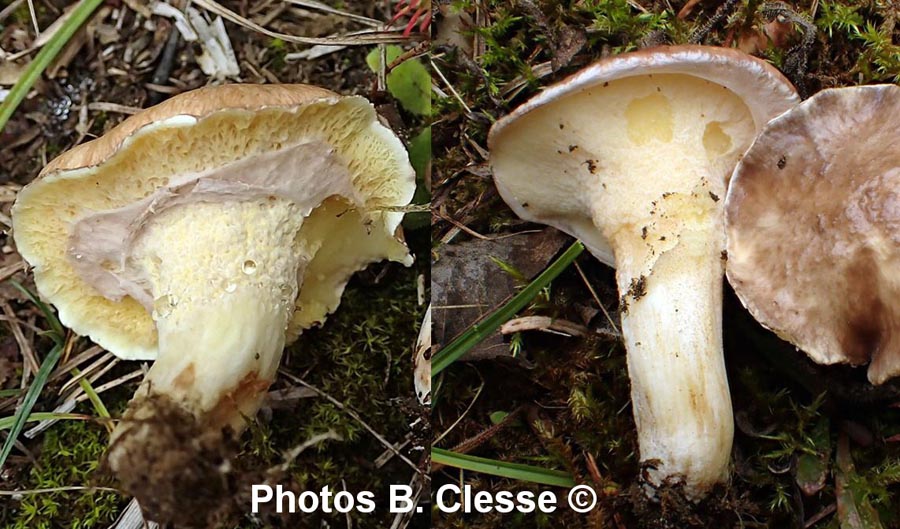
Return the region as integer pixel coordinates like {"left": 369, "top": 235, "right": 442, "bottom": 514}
{"left": 279, "top": 284, "right": 297, "bottom": 305}
{"left": 152, "top": 295, "right": 174, "bottom": 319}
{"left": 242, "top": 259, "right": 257, "bottom": 275}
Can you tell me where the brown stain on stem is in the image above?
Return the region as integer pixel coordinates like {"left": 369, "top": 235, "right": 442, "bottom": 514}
{"left": 206, "top": 371, "right": 272, "bottom": 430}
{"left": 172, "top": 363, "right": 196, "bottom": 390}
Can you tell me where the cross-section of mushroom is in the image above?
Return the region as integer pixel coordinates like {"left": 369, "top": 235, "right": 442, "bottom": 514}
{"left": 488, "top": 46, "right": 798, "bottom": 496}
{"left": 726, "top": 84, "right": 900, "bottom": 386}
{"left": 11, "top": 84, "right": 415, "bottom": 519}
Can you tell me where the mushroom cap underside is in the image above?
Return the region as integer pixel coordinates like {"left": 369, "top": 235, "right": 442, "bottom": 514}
{"left": 488, "top": 45, "right": 799, "bottom": 267}
{"left": 12, "top": 84, "right": 416, "bottom": 360}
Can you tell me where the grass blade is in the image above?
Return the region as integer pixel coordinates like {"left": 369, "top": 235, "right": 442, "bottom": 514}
{"left": 432, "top": 447, "right": 576, "bottom": 487}
{"left": 0, "top": 342, "right": 63, "bottom": 470}
{"left": 0, "top": 411, "right": 88, "bottom": 430}
{"left": 0, "top": 0, "right": 105, "bottom": 133}
{"left": 8, "top": 280, "right": 64, "bottom": 343}
{"left": 431, "top": 241, "right": 584, "bottom": 375}
{"left": 73, "top": 369, "right": 112, "bottom": 433}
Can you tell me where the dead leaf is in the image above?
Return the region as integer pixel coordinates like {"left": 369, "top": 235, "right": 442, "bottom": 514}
{"left": 517, "top": 0, "right": 585, "bottom": 71}
{"left": 432, "top": 228, "right": 570, "bottom": 361}
{"left": 0, "top": 62, "right": 26, "bottom": 86}
{"left": 0, "top": 335, "right": 20, "bottom": 388}
{"left": 737, "top": 19, "right": 795, "bottom": 55}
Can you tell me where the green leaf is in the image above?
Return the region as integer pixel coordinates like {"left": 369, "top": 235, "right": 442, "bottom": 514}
{"left": 0, "top": 342, "right": 64, "bottom": 470}
{"left": 432, "top": 448, "right": 576, "bottom": 487}
{"left": 0, "top": 0, "right": 105, "bottom": 133}
{"left": 8, "top": 280, "right": 64, "bottom": 344}
{"left": 71, "top": 368, "right": 111, "bottom": 427}
{"left": 489, "top": 411, "right": 509, "bottom": 424}
{"left": 0, "top": 412, "right": 88, "bottom": 430}
{"left": 408, "top": 126, "right": 431, "bottom": 182}
{"left": 795, "top": 417, "right": 830, "bottom": 496}
{"left": 366, "top": 46, "right": 431, "bottom": 115}
{"left": 489, "top": 256, "right": 528, "bottom": 284}
{"left": 403, "top": 126, "right": 431, "bottom": 231}
{"left": 431, "top": 241, "right": 584, "bottom": 375}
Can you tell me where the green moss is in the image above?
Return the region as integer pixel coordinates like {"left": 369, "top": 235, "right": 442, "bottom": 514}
{"left": 292, "top": 271, "right": 420, "bottom": 440}
{"left": 8, "top": 3, "right": 48, "bottom": 27}
{"left": 231, "top": 259, "right": 426, "bottom": 528}
{"left": 816, "top": 0, "right": 900, "bottom": 82}
{"left": 5, "top": 419, "right": 125, "bottom": 529}
{"left": 579, "top": 0, "right": 679, "bottom": 51}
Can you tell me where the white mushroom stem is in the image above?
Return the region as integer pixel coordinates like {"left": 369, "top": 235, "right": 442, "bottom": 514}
{"left": 108, "top": 198, "right": 309, "bottom": 471}
{"left": 140, "top": 285, "right": 289, "bottom": 429}
{"left": 615, "top": 218, "right": 732, "bottom": 493}
{"left": 488, "top": 71, "right": 777, "bottom": 495}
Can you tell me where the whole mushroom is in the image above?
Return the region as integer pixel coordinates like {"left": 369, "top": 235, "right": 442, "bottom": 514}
{"left": 488, "top": 46, "right": 798, "bottom": 495}
{"left": 12, "top": 84, "right": 415, "bottom": 521}
{"left": 726, "top": 84, "right": 900, "bottom": 385}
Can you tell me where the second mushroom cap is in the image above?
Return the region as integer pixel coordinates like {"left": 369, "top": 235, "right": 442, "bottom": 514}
{"left": 726, "top": 84, "right": 900, "bottom": 385}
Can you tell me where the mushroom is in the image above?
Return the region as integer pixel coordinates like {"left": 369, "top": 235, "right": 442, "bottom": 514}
{"left": 726, "top": 84, "right": 900, "bottom": 385}
{"left": 12, "top": 84, "right": 414, "bottom": 519}
{"left": 488, "top": 46, "right": 798, "bottom": 495}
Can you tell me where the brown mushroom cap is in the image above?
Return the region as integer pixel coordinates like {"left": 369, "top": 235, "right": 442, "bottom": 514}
{"left": 725, "top": 84, "right": 900, "bottom": 384}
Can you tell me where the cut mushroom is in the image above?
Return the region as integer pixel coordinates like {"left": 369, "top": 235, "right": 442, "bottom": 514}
{"left": 726, "top": 84, "right": 900, "bottom": 385}
{"left": 488, "top": 46, "right": 798, "bottom": 495}
{"left": 12, "top": 84, "right": 415, "bottom": 520}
